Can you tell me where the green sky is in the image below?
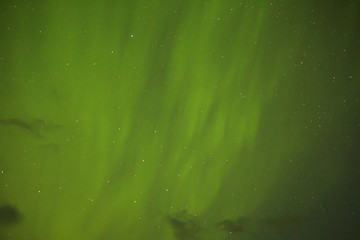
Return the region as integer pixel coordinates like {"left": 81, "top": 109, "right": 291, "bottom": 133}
{"left": 0, "top": 0, "right": 359, "bottom": 239}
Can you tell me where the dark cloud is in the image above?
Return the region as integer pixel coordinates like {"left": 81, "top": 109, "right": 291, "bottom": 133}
{"left": 167, "top": 210, "right": 202, "bottom": 240}
{"left": 215, "top": 217, "right": 247, "bottom": 233}
{"left": 0, "top": 118, "right": 39, "bottom": 137}
{"left": 0, "top": 205, "right": 22, "bottom": 226}
{"left": 0, "top": 118, "right": 60, "bottom": 138}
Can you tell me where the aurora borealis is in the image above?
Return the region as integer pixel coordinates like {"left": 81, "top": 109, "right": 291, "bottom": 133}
{"left": 0, "top": 0, "right": 359, "bottom": 239}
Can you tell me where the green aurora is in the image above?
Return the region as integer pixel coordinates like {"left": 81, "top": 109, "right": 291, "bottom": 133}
{"left": 0, "top": 0, "right": 359, "bottom": 239}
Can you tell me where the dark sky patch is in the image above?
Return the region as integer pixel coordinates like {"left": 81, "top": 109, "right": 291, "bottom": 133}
{"left": 261, "top": 214, "right": 301, "bottom": 235}
{"left": 215, "top": 217, "right": 247, "bottom": 233}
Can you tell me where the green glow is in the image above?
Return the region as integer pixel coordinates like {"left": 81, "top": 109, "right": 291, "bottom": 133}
{"left": 1, "top": 0, "right": 359, "bottom": 239}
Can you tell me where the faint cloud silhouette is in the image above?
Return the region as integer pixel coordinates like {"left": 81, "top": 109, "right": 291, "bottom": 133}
{"left": 167, "top": 210, "right": 202, "bottom": 240}
{"left": 0, "top": 204, "right": 22, "bottom": 226}
{"left": 0, "top": 118, "right": 60, "bottom": 138}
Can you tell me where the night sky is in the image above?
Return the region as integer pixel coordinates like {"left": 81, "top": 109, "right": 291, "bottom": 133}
{"left": 0, "top": 0, "right": 359, "bottom": 239}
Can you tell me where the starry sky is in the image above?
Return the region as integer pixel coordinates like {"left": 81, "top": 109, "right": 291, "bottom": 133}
{"left": 0, "top": 0, "right": 359, "bottom": 239}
